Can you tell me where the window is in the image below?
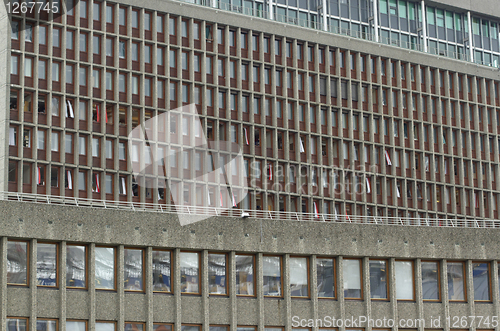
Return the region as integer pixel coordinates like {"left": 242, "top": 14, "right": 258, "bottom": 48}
{"left": 263, "top": 256, "right": 281, "bottom": 297}
{"left": 236, "top": 254, "right": 254, "bottom": 296}
{"left": 473, "top": 262, "right": 491, "bottom": 301}
{"left": 290, "top": 257, "right": 309, "bottom": 297}
{"left": 152, "top": 250, "right": 171, "bottom": 292}
{"left": 6, "top": 319, "right": 27, "bottom": 331}
{"left": 208, "top": 253, "right": 227, "bottom": 295}
{"left": 421, "top": 261, "right": 440, "bottom": 301}
{"left": 180, "top": 251, "right": 199, "bottom": 294}
{"left": 316, "top": 257, "right": 334, "bottom": 298}
{"left": 66, "top": 245, "right": 86, "bottom": 288}
{"left": 37, "top": 243, "right": 57, "bottom": 287}
{"left": 7, "top": 240, "right": 28, "bottom": 285}
{"left": 369, "top": 260, "right": 388, "bottom": 300}
{"left": 124, "top": 248, "right": 144, "bottom": 291}
{"left": 447, "top": 262, "right": 465, "bottom": 301}
{"left": 67, "top": 321, "right": 87, "bottom": 331}
{"left": 125, "top": 323, "right": 143, "bottom": 331}
{"left": 95, "top": 247, "right": 115, "bottom": 290}
{"left": 395, "top": 261, "right": 414, "bottom": 300}
{"left": 35, "top": 320, "right": 57, "bottom": 331}
{"left": 343, "top": 259, "right": 362, "bottom": 299}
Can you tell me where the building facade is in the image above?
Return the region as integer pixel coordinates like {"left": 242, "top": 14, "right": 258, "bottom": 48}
{"left": 4, "top": 0, "right": 500, "bottom": 221}
{"left": 2, "top": 0, "right": 500, "bottom": 330}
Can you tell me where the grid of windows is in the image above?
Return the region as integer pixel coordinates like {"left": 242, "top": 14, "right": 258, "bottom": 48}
{"left": 7, "top": 2, "right": 500, "bottom": 222}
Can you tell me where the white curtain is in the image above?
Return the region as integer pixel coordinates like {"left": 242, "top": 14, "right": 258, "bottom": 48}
{"left": 9, "top": 127, "right": 15, "bottom": 146}
{"left": 289, "top": 257, "right": 307, "bottom": 285}
{"left": 343, "top": 259, "right": 361, "bottom": 289}
{"left": 262, "top": 256, "right": 280, "bottom": 276}
{"left": 395, "top": 261, "right": 414, "bottom": 300}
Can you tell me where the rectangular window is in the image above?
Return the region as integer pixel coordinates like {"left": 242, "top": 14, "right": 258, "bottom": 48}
{"left": 95, "top": 247, "right": 115, "bottom": 290}
{"left": 124, "top": 248, "right": 144, "bottom": 291}
{"left": 37, "top": 243, "right": 57, "bottom": 287}
{"left": 447, "top": 262, "right": 465, "bottom": 301}
{"left": 316, "top": 257, "right": 335, "bottom": 298}
{"left": 6, "top": 319, "right": 27, "bottom": 331}
{"left": 208, "top": 253, "right": 227, "bottom": 295}
{"left": 421, "top": 261, "right": 440, "bottom": 301}
{"left": 290, "top": 257, "right": 309, "bottom": 297}
{"left": 7, "top": 240, "right": 28, "bottom": 285}
{"left": 369, "top": 260, "right": 388, "bottom": 300}
{"left": 395, "top": 260, "right": 414, "bottom": 300}
{"left": 343, "top": 259, "right": 362, "bottom": 299}
{"left": 236, "top": 254, "right": 254, "bottom": 296}
{"left": 152, "top": 250, "right": 171, "bottom": 292}
{"left": 263, "top": 256, "right": 282, "bottom": 297}
{"left": 180, "top": 251, "right": 200, "bottom": 294}
{"left": 36, "top": 320, "right": 57, "bottom": 331}
{"left": 66, "top": 245, "right": 87, "bottom": 288}
{"left": 473, "top": 262, "right": 491, "bottom": 301}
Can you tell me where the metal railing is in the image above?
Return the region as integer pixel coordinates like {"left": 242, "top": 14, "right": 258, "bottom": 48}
{"left": 175, "top": 0, "right": 500, "bottom": 69}
{"left": 1, "top": 191, "right": 498, "bottom": 228}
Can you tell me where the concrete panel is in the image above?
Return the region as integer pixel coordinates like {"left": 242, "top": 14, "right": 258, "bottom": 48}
{"left": 208, "top": 297, "right": 232, "bottom": 324}
{"left": 152, "top": 295, "right": 176, "bottom": 322}
{"left": 37, "top": 289, "right": 60, "bottom": 318}
{"left": 236, "top": 298, "right": 259, "bottom": 324}
{"left": 124, "top": 293, "right": 148, "bottom": 321}
{"left": 95, "top": 291, "right": 119, "bottom": 321}
{"left": 66, "top": 291, "right": 90, "bottom": 319}
{"left": 6, "top": 288, "right": 30, "bottom": 317}
{"left": 180, "top": 296, "right": 204, "bottom": 323}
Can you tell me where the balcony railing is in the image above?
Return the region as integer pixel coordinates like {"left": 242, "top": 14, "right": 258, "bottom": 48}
{"left": 176, "top": 0, "right": 500, "bottom": 69}
{"left": 1, "top": 191, "right": 498, "bottom": 228}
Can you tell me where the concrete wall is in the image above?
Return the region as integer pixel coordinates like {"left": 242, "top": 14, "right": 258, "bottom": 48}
{"left": 1, "top": 201, "right": 500, "bottom": 331}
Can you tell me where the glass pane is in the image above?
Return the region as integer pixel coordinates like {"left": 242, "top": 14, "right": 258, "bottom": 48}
{"left": 316, "top": 258, "right": 334, "bottom": 297}
{"left": 96, "top": 323, "right": 115, "bottom": 331}
{"left": 343, "top": 259, "right": 361, "bottom": 298}
{"left": 7, "top": 241, "right": 28, "bottom": 285}
{"left": 448, "top": 262, "right": 465, "bottom": 300}
{"left": 7, "top": 319, "right": 27, "bottom": 331}
{"left": 263, "top": 256, "right": 281, "bottom": 296}
{"left": 421, "top": 261, "right": 439, "bottom": 300}
{"left": 180, "top": 252, "right": 199, "bottom": 293}
{"left": 369, "top": 260, "right": 387, "bottom": 299}
{"left": 153, "top": 325, "right": 172, "bottom": 331}
{"left": 181, "top": 326, "right": 199, "bottom": 331}
{"left": 208, "top": 253, "right": 227, "bottom": 294}
{"left": 209, "top": 327, "right": 227, "bottom": 331}
{"left": 153, "top": 250, "right": 171, "bottom": 292}
{"left": 66, "top": 322, "right": 86, "bottom": 331}
{"left": 395, "top": 261, "right": 414, "bottom": 300}
{"left": 125, "top": 324, "right": 143, "bottom": 331}
{"left": 95, "top": 247, "right": 115, "bottom": 289}
{"left": 124, "top": 249, "right": 143, "bottom": 291}
{"left": 66, "top": 245, "right": 86, "bottom": 288}
{"left": 37, "top": 243, "right": 57, "bottom": 286}
{"left": 236, "top": 255, "right": 254, "bottom": 295}
{"left": 290, "top": 257, "right": 308, "bottom": 297}
{"left": 473, "top": 263, "right": 490, "bottom": 301}
{"left": 36, "top": 320, "right": 57, "bottom": 331}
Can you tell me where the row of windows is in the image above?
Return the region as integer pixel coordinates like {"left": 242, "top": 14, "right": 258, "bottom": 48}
{"left": 7, "top": 240, "right": 499, "bottom": 302}
{"left": 11, "top": 9, "right": 500, "bottom": 103}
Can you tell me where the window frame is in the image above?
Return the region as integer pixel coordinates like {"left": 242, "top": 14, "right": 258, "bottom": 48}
{"left": 123, "top": 247, "right": 145, "bottom": 292}
{"left": 95, "top": 245, "right": 117, "bottom": 291}
{"left": 394, "top": 259, "right": 415, "bottom": 301}
{"left": 262, "top": 254, "right": 283, "bottom": 298}
{"left": 36, "top": 242, "right": 59, "bottom": 288}
{"left": 447, "top": 260, "right": 467, "bottom": 302}
{"left": 289, "top": 255, "right": 310, "bottom": 298}
{"left": 343, "top": 258, "right": 363, "bottom": 300}
{"left": 208, "top": 252, "right": 228, "bottom": 296}
{"left": 472, "top": 261, "right": 492, "bottom": 302}
{"left": 421, "top": 260, "right": 441, "bottom": 302}
{"left": 316, "top": 256, "right": 336, "bottom": 299}
{"left": 66, "top": 244, "right": 88, "bottom": 289}
{"left": 180, "top": 250, "right": 201, "bottom": 295}
{"left": 369, "top": 259, "right": 389, "bottom": 301}
{"left": 7, "top": 240, "right": 29, "bottom": 286}
{"left": 235, "top": 253, "right": 256, "bottom": 297}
